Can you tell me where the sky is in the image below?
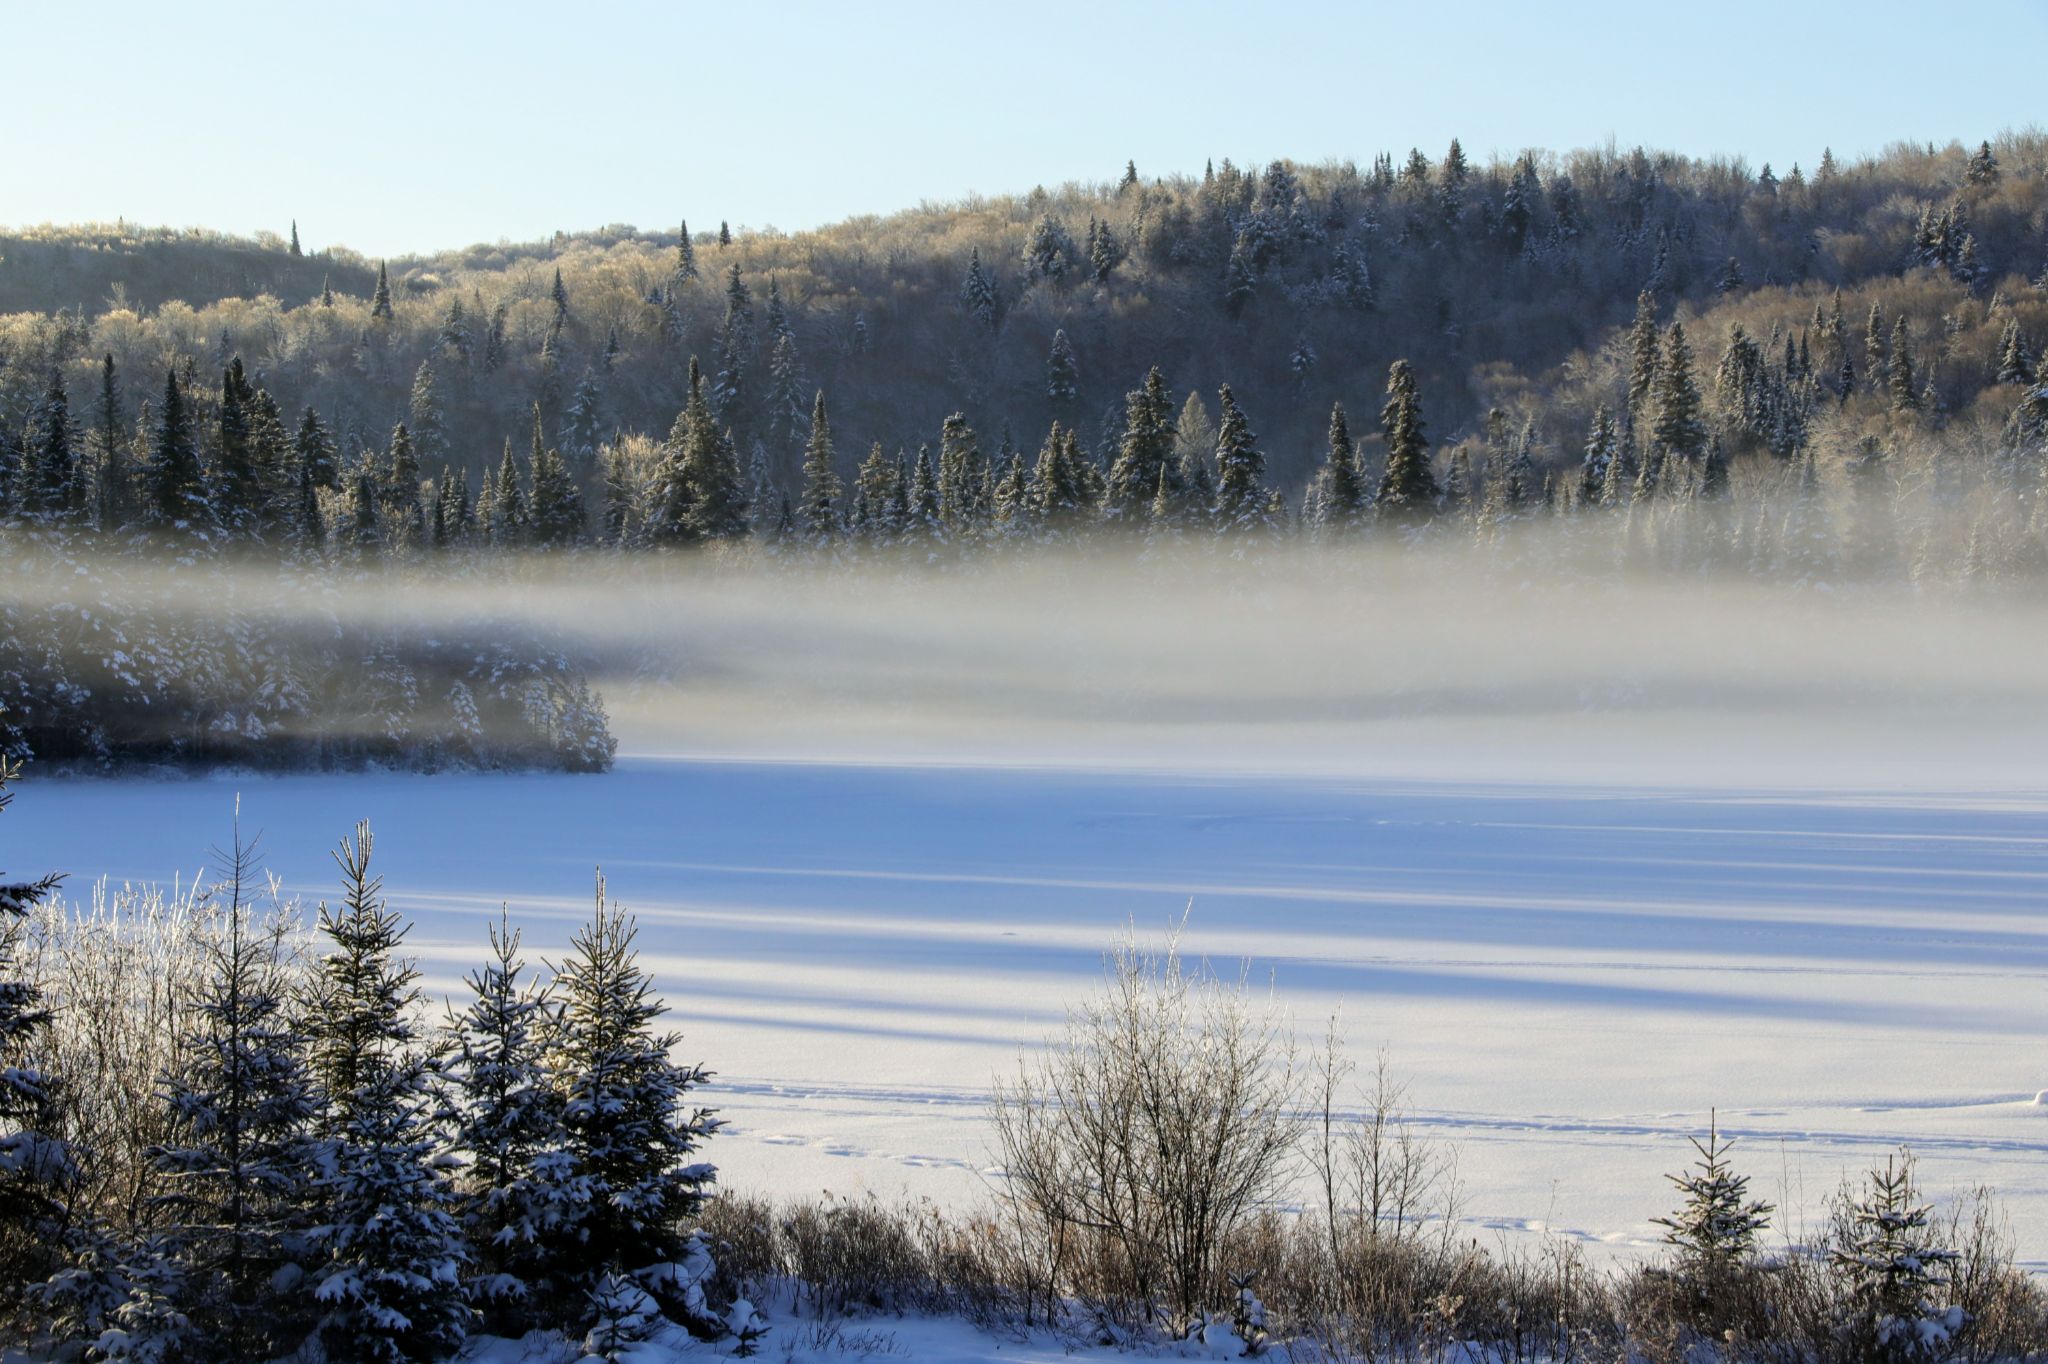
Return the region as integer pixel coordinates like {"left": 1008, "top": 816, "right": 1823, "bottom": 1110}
{"left": 8, "top": 0, "right": 2046, "bottom": 259}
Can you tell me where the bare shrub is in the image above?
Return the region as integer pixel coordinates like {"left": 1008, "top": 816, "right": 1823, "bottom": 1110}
{"left": 987, "top": 923, "right": 1300, "bottom": 1328}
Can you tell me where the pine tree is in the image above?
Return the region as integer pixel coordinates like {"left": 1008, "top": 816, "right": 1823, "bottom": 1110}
{"left": 1104, "top": 367, "right": 1176, "bottom": 521}
{"left": 1579, "top": 406, "right": 1616, "bottom": 505}
{"left": 960, "top": 249, "right": 999, "bottom": 329}
{"left": 1024, "top": 214, "right": 1074, "bottom": 281}
{"left": 1890, "top": 317, "right": 1920, "bottom": 412}
{"left": 905, "top": 444, "right": 944, "bottom": 545}
{"left": 489, "top": 439, "right": 527, "bottom": 547}
{"left": 551, "top": 876, "right": 718, "bottom": 1282}
{"left": 550, "top": 268, "right": 570, "bottom": 330}
{"left": 1866, "top": 301, "right": 1889, "bottom": 394}
{"left": 718, "top": 221, "right": 732, "bottom": 248}
{"left": 1651, "top": 322, "right": 1708, "bottom": 462}
{"left": 289, "top": 220, "right": 303, "bottom": 257}
{"left": 1997, "top": 320, "right": 2034, "bottom": 386}
{"left": 0, "top": 734, "right": 68, "bottom": 1301}
{"left": 938, "top": 413, "right": 989, "bottom": 534}
{"left": 799, "top": 391, "right": 840, "bottom": 544}
{"left": 439, "top": 297, "right": 472, "bottom": 364}
{"left": 712, "top": 265, "right": 753, "bottom": 424}
{"left": 91, "top": 355, "right": 127, "bottom": 531}
{"left": 383, "top": 423, "right": 423, "bottom": 537}
{"left": 564, "top": 371, "right": 605, "bottom": 462}
{"left": 151, "top": 829, "right": 318, "bottom": 1358}
{"left": 146, "top": 369, "right": 211, "bottom": 536}
{"left": 1626, "top": 292, "right": 1661, "bottom": 421}
{"left": 1213, "top": 385, "right": 1269, "bottom": 530}
{"left": 853, "top": 442, "right": 901, "bottom": 543}
{"left": 407, "top": 362, "right": 449, "bottom": 471}
{"left": 1833, "top": 1153, "right": 1960, "bottom": 1364}
{"left": 1321, "top": 401, "right": 1366, "bottom": 528}
{"left": 23, "top": 369, "right": 82, "bottom": 523}
{"left": 673, "top": 220, "right": 698, "bottom": 285}
{"left": 1966, "top": 140, "right": 2000, "bottom": 188}
{"left": 1376, "top": 359, "right": 1438, "bottom": 519}
{"left": 213, "top": 359, "right": 268, "bottom": 538}
{"left": 1650, "top": 1114, "right": 1772, "bottom": 1328}
{"left": 1046, "top": 329, "right": 1079, "bottom": 405}
{"left": 527, "top": 408, "right": 586, "bottom": 548}
{"left": 435, "top": 913, "right": 583, "bottom": 1332}
{"left": 303, "top": 825, "right": 468, "bottom": 1364}
{"left": 370, "top": 263, "right": 394, "bottom": 322}
{"left": 348, "top": 473, "right": 382, "bottom": 559}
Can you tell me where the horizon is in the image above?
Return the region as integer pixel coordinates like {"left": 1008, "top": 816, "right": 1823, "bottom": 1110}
{"left": 9, "top": 0, "right": 2047, "bottom": 259}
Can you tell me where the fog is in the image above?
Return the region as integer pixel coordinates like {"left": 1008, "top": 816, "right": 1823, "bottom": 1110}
{"left": 14, "top": 533, "right": 2047, "bottom": 787}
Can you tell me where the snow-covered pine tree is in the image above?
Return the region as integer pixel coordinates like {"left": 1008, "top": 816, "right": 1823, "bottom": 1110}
{"left": 1650, "top": 1112, "right": 1771, "bottom": 1330}
{"left": 149, "top": 827, "right": 318, "bottom": 1358}
{"left": 406, "top": 362, "right": 449, "bottom": 472}
{"left": 551, "top": 875, "right": 717, "bottom": 1303}
{"left": 303, "top": 825, "right": 467, "bottom": 1363}
{"left": 798, "top": 391, "right": 840, "bottom": 546}
{"left": 436, "top": 912, "right": 584, "bottom": 1333}
{"left": 1213, "top": 385, "right": 1270, "bottom": 532}
{"left": 1046, "top": 329, "right": 1079, "bottom": 406}
{"left": 0, "top": 726, "right": 68, "bottom": 1300}
{"left": 1833, "top": 1152, "right": 1961, "bottom": 1364}
{"left": 1376, "top": 359, "right": 1438, "bottom": 521}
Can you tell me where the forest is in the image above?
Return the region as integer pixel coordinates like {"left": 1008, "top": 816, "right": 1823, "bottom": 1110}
{"left": 6, "top": 134, "right": 2048, "bottom": 771}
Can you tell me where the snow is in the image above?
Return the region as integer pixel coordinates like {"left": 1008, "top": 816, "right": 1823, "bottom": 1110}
{"left": 15, "top": 752, "right": 2048, "bottom": 1281}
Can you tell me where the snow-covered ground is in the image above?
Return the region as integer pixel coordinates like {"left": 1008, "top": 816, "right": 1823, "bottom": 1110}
{"left": 15, "top": 753, "right": 2048, "bottom": 1274}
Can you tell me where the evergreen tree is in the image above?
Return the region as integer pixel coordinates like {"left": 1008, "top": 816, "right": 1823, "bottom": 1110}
{"left": 1212, "top": 385, "right": 1269, "bottom": 530}
{"left": 1046, "top": 329, "right": 1079, "bottom": 405}
{"left": 303, "top": 826, "right": 467, "bottom": 1363}
{"left": 1866, "top": 301, "right": 1889, "bottom": 394}
{"left": 854, "top": 442, "right": 901, "bottom": 543}
{"left": 564, "top": 371, "right": 605, "bottom": 461}
{"left": 1376, "top": 359, "right": 1438, "bottom": 519}
{"left": 151, "top": 831, "right": 318, "bottom": 1358}
{"left": 905, "top": 444, "right": 944, "bottom": 545}
{"left": 938, "top": 413, "right": 989, "bottom": 534}
{"left": 1966, "top": 140, "right": 2000, "bottom": 188}
{"left": 712, "top": 266, "right": 753, "bottom": 424}
{"left": 960, "top": 249, "right": 999, "bottom": 329}
{"left": 1650, "top": 1115, "right": 1772, "bottom": 1328}
{"left": 1025, "top": 214, "right": 1074, "bottom": 281}
{"left": 1103, "top": 368, "right": 1176, "bottom": 521}
{"left": 23, "top": 369, "right": 82, "bottom": 523}
{"left": 527, "top": 408, "right": 586, "bottom": 548}
{"left": 0, "top": 735, "right": 68, "bottom": 1302}
{"left": 490, "top": 440, "right": 527, "bottom": 547}
{"left": 146, "top": 369, "right": 211, "bottom": 536}
{"left": 672, "top": 221, "right": 698, "bottom": 285}
{"left": 348, "top": 473, "right": 382, "bottom": 558}
{"left": 799, "top": 391, "right": 840, "bottom": 544}
{"left": 214, "top": 360, "right": 267, "bottom": 538}
{"left": 1321, "top": 401, "right": 1366, "bottom": 528}
{"left": 1651, "top": 322, "right": 1708, "bottom": 462}
{"left": 383, "top": 423, "right": 423, "bottom": 535}
{"left": 407, "top": 362, "right": 449, "bottom": 471}
{"left": 370, "top": 263, "right": 394, "bottom": 322}
{"left": 551, "top": 877, "right": 718, "bottom": 1282}
{"left": 1833, "top": 1153, "right": 1960, "bottom": 1364}
{"left": 435, "top": 913, "right": 583, "bottom": 1332}
{"left": 91, "top": 355, "right": 127, "bottom": 531}
{"left": 1626, "top": 292, "right": 1661, "bottom": 421}
{"left": 290, "top": 220, "right": 303, "bottom": 257}
{"left": 1997, "top": 320, "right": 2034, "bottom": 386}
{"left": 1890, "top": 318, "right": 1920, "bottom": 412}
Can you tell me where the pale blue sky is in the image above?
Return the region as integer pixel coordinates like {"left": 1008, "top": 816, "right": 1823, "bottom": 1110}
{"left": 8, "top": 0, "right": 2044, "bottom": 258}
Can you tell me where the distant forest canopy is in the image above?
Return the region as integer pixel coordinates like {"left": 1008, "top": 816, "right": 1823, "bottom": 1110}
{"left": 3, "top": 131, "right": 2048, "bottom": 520}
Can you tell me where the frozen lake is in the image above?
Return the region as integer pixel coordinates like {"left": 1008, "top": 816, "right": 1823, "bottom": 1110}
{"left": 13, "top": 755, "right": 2048, "bottom": 1267}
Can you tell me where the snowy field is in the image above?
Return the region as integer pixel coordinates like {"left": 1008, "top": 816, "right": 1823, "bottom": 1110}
{"left": 15, "top": 751, "right": 2048, "bottom": 1273}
